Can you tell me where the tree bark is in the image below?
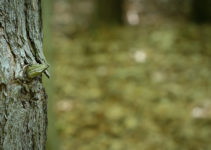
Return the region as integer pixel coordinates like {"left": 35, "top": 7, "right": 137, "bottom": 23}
{"left": 0, "top": 0, "right": 48, "bottom": 150}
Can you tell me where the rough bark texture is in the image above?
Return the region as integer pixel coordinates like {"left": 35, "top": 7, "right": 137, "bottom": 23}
{"left": 0, "top": 0, "right": 48, "bottom": 150}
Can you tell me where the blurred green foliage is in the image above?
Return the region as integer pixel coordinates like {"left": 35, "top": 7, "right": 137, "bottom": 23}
{"left": 52, "top": 22, "right": 211, "bottom": 150}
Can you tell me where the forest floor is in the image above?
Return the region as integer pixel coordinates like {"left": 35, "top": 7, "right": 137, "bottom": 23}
{"left": 51, "top": 22, "right": 211, "bottom": 150}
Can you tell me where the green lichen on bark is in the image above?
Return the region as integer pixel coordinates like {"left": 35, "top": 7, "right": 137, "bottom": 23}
{"left": 0, "top": 0, "right": 48, "bottom": 150}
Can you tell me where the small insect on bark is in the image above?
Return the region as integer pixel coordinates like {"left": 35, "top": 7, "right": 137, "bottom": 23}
{"left": 26, "top": 63, "right": 49, "bottom": 79}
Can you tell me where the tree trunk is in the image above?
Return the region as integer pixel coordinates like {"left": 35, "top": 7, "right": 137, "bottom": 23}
{"left": 0, "top": 0, "right": 48, "bottom": 150}
{"left": 192, "top": 0, "right": 211, "bottom": 23}
{"left": 95, "top": 0, "right": 125, "bottom": 25}
{"left": 42, "top": 0, "right": 60, "bottom": 149}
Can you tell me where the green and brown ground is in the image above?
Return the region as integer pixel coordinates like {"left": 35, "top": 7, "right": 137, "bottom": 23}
{"left": 50, "top": 22, "right": 211, "bottom": 150}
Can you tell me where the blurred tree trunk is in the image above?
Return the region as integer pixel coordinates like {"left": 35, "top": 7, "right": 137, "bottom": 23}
{"left": 42, "top": 0, "right": 60, "bottom": 150}
{"left": 192, "top": 0, "right": 211, "bottom": 23}
{"left": 0, "top": 0, "right": 48, "bottom": 150}
{"left": 95, "top": 0, "right": 125, "bottom": 25}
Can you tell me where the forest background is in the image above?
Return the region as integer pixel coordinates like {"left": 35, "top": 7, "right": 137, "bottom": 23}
{"left": 42, "top": 0, "right": 211, "bottom": 150}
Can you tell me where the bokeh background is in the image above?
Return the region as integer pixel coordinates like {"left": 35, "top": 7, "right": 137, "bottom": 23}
{"left": 42, "top": 0, "right": 211, "bottom": 150}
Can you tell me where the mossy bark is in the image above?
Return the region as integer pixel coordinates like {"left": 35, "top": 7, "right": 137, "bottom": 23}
{"left": 0, "top": 0, "right": 48, "bottom": 150}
